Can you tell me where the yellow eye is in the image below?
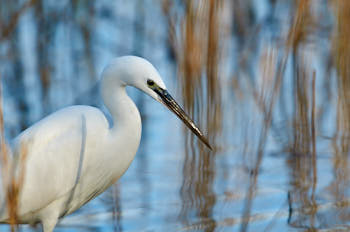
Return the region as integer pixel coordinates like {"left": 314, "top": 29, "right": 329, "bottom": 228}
{"left": 147, "top": 79, "right": 155, "bottom": 86}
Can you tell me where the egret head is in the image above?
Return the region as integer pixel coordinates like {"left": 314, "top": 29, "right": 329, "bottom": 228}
{"left": 102, "top": 56, "right": 212, "bottom": 149}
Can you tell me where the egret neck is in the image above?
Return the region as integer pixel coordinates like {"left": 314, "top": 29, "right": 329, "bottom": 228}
{"left": 102, "top": 80, "right": 141, "bottom": 180}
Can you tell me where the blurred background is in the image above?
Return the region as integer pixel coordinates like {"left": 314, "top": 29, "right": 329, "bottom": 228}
{"left": 0, "top": 0, "right": 350, "bottom": 231}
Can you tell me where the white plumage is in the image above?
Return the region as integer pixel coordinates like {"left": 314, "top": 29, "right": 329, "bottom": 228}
{"left": 0, "top": 56, "right": 210, "bottom": 231}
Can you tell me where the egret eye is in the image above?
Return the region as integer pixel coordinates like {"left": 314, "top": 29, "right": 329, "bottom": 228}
{"left": 147, "top": 79, "right": 155, "bottom": 86}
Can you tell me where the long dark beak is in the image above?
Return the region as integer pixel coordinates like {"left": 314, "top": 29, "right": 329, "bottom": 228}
{"left": 154, "top": 87, "right": 212, "bottom": 150}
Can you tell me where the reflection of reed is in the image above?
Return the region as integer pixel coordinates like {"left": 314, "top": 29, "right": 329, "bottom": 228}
{"left": 1, "top": 0, "right": 350, "bottom": 230}
{"left": 0, "top": 2, "right": 35, "bottom": 229}
{"left": 287, "top": 0, "right": 349, "bottom": 228}
{"left": 287, "top": 54, "right": 315, "bottom": 227}
{"left": 332, "top": 0, "right": 350, "bottom": 159}
{"left": 0, "top": 0, "right": 36, "bottom": 41}
{"left": 329, "top": 0, "right": 350, "bottom": 221}
{"left": 240, "top": 45, "right": 284, "bottom": 232}
{"left": 183, "top": 195, "right": 350, "bottom": 231}
{"left": 0, "top": 74, "right": 14, "bottom": 230}
{"left": 0, "top": 75, "right": 29, "bottom": 232}
{"left": 5, "top": 1, "right": 30, "bottom": 132}
{"left": 239, "top": 0, "right": 323, "bottom": 230}
{"left": 164, "top": 1, "right": 223, "bottom": 231}
{"left": 35, "top": 0, "right": 52, "bottom": 115}
{"left": 283, "top": 0, "right": 320, "bottom": 229}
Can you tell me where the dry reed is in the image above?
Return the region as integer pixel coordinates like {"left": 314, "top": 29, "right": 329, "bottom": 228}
{"left": 1, "top": 0, "right": 350, "bottom": 230}
{"left": 0, "top": 75, "right": 30, "bottom": 231}
{"left": 163, "top": 1, "right": 224, "bottom": 231}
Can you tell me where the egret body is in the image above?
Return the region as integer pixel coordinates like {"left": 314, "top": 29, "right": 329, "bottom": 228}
{"left": 0, "top": 56, "right": 210, "bottom": 231}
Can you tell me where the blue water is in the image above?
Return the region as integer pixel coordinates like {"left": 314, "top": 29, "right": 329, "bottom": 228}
{"left": 0, "top": 0, "right": 349, "bottom": 231}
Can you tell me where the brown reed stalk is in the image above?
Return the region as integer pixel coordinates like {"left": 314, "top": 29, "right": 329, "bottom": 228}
{"left": 240, "top": 0, "right": 317, "bottom": 231}
{"left": 6, "top": 143, "right": 28, "bottom": 232}
{"left": 161, "top": 0, "right": 178, "bottom": 60}
{"left": 0, "top": 74, "right": 17, "bottom": 231}
{"left": 288, "top": 0, "right": 315, "bottom": 155}
{"left": 0, "top": 0, "right": 37, "bottom": 41}
{"left": 310, "top": 70, "right": 317, "bottom": 227}
{"left": 206, "top": 0, "right": 222, "bottom": 136}
{"left": 332, "top": 0, "right": 350, "bottom": 154}
{"left": 0, "top": 74, "right": 9, "bottom": 189}
{"left": 328, "top": 0, "right": 350, "bottom": 207}
{"left": 311, "top": 71, "right": 317, "bottom": 193}
{"left": 0, "top": 74, "right": 28, "bottom": 232}
{"left": 0, "top": 74, "right": 16, "bottom": 232}
{"left": 178, "top": 0, "right": 223, "bottom": 148}
{"left": 287, "top": 0, "right": 313, "bottom": 50}
{"left": 163, "top": 1, "right": 224, "bottom": 231}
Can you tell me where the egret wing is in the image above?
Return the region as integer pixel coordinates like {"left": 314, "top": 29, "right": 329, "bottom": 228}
{"left": 2, "top": 106, "right": 109, "bottom": 220}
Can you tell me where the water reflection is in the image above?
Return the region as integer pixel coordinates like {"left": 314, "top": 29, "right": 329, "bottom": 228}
{"left": 167, "top": 1, "right": 223, "bottom": 231}
{"left": 180, "top": 145, "right": 216, "bottom": 231}
{"left": 0, "top": 0, "right": 350, "bottom": 231}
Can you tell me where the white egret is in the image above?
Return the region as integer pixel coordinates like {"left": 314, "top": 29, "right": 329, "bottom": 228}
{"left": 0, "top": 56, "right": 211, "bottom": 231}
